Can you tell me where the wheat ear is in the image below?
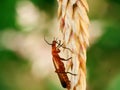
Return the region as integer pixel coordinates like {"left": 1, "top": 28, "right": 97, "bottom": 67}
{"left": 57, "top": 0, "right": 89, "bottom": 90}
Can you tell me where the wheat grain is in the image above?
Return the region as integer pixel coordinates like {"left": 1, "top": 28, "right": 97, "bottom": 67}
{"left": 57, "top": 0, "right": 89, "bottom": 90}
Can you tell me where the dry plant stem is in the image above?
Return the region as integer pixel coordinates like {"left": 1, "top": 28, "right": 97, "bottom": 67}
{"left": 57, "top": 0, "right": 89, "bottom": 90}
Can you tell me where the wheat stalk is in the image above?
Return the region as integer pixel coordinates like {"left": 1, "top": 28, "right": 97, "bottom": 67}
{"left": 57, "top": 0, "right": 89, "bottom": 90}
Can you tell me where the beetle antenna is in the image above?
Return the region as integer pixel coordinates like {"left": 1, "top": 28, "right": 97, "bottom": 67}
{"left": 44, "top": 35, "right": 52, "bottom": 45}
{"left": 56, "top": 41, "right": 73, "bottom": 53}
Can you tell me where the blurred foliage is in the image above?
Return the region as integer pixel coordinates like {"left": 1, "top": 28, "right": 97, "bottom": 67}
{"left": 87, "top": 23, "right": 120, "bottom": 90}
{"left": 0, "top": 48, "right": 28, "bottom": 65}
{"left": 0, "top": 0, "right": 17, "bottom": 30}
{"left": 98, "top": 24, "right": 120, "bottom": 50}
{"left": 42, "top": 78, "right": 61, "bottom": 90}
{"left": 31, "top": 0, "right": 56, "bottom": 18}
{"left": 107, "top": 0, "right": 120, "bottom": 4}
{"left": 104, "top": 2, "right": 120, "bottom": 22}
{"left": 0, "top": 48, "right": 29, "bottom": 90}
{"left": 107, "top": 74, "right": 120, "bottom": 90}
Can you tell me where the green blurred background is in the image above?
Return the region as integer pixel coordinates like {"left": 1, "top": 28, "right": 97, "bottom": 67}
{"left": 0, "top": 0, "right": 120, "bottom": 90}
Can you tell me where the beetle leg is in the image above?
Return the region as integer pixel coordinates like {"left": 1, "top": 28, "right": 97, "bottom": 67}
{"left": 55, "top": 71, "right": 77, "bottom": 76}
{"left": 65, "top": 72, "right": 77, "bottom": 76}
{"left": 60, "top": 57, "right": 72, "bottom": 61}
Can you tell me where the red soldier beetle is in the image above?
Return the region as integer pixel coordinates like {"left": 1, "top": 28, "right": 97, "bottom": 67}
{"left": 44, "top": 37, "right": 76, "bottom": 89}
